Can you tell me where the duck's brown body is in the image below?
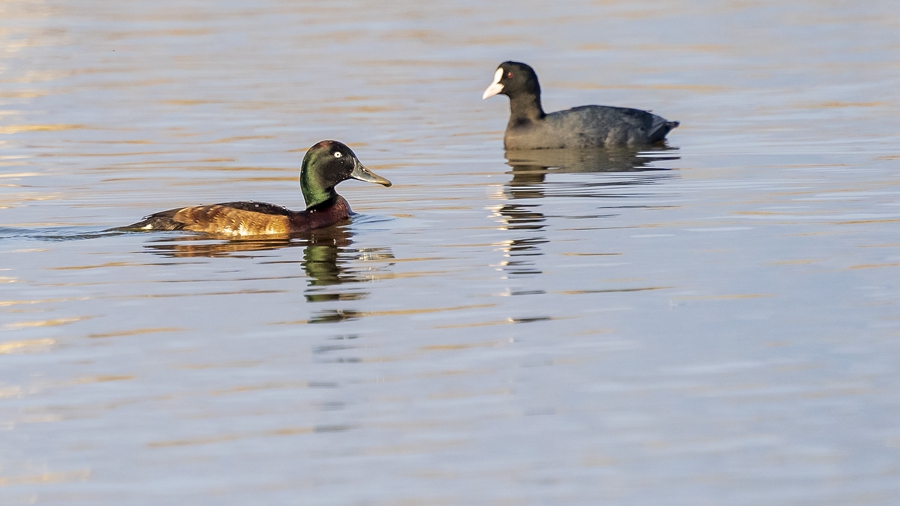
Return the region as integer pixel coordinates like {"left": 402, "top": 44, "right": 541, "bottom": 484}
{"left": 120, "top": 140, "right": 390, "bottom": 238}
{"left": 127, "top": 196, "right": 353, "bottom": 238}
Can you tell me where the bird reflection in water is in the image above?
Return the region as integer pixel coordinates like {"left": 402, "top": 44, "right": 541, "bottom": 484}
{"left": 300, "top": 228, "right": 394, "bottom": 303}
{"left": 495, "top": 146, "right": 679, "bottom": 278}
{"left": 140, "top": 225, "right": 394, "bottom": 304}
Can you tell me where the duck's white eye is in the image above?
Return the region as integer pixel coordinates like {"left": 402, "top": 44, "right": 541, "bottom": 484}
{"left": 334, "top": 152, "right": 342, "bottom": 158}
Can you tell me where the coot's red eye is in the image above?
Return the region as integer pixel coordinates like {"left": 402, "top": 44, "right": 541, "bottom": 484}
{"left": 507, "top": 72, "right": 513, "bottom": 78}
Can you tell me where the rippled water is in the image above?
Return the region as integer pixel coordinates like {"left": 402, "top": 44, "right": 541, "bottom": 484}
{"left": 2, "top": 1, "right": 900, "bottom": 504}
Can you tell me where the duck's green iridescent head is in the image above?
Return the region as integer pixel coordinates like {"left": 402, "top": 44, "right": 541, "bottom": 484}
{"left": 299, "top": 140, "right": 391, "bottom": 208}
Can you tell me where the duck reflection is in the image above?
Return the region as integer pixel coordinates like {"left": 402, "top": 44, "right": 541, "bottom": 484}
{"left": 495, "top": 146, "right": 679, "bottom": 278}
{"left": 301, "top": 228, "right": 395, "bottom": 303}
{"left": 140, "top": 226, "right": 394, "bottom": 303}
{"left": 141, "top": 233, "right": 304, "bottom": 258}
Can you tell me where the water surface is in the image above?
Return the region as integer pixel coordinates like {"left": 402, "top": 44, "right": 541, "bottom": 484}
{"left": 2, "top": 1, "right": 900, "bottom": 504}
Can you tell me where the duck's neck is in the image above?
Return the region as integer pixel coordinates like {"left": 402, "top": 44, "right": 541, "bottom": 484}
{"left": 508, "top": 92, "right": 545, "bottom": 126}
{"left": 303, "top": 186, "right": 337, "bottom": 210}
{"left": 300, "top": 162, "right": 338, "bottom": 209}
{"left": 306, "top": 193, "right": 339, "bottom": 212}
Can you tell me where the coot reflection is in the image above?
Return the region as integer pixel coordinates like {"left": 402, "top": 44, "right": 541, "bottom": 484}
{"left": 494, "top": 147, "right": 679, "bottom": 278}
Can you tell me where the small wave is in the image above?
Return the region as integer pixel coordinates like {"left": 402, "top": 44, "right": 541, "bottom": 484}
{"left": 0, "top": 227, "right": 122, "bottom": 242}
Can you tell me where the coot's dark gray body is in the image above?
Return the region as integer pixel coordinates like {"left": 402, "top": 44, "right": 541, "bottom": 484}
{"left": 483, "top": 61, "right": 679, "bottom": 150}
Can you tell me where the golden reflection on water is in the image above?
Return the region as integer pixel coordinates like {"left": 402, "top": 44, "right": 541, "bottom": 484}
{"left": 0, "top": 124, "right": 84, "bottom": 134}
{"left": 87, "top": 327, "right": 183, "bottom": 339}
{"left": 147, "top": 424, "right": 352, "bottom": 449}
{"left": 0, "top": 338, "right": 54, "bottom": 354}
{"left": 5, "top": 316, "right": 90, "bottom": 330}
{"left": 0, "top": 469, "right": 92, "bottom": 487}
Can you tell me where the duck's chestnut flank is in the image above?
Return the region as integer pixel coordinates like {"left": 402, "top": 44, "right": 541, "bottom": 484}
{"left": 483, "top": 61, "right": 679, "bottom": 149}
{"left": 119, "top": 140, "right": 391, "bottom": 238}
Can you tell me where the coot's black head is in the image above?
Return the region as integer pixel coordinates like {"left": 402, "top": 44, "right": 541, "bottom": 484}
{"left": 300, "top": 140, "right": 391, "bottom": 209}
{"left": 482, "top": 61, "right": 541, "bottom": 100}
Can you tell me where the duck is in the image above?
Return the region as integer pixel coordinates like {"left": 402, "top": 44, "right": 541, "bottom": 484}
{"left": 120, "top": 140, "right": 391, "bottom": 237}
{"left": 482, "top": 61, "right": 679, "bottom": 149}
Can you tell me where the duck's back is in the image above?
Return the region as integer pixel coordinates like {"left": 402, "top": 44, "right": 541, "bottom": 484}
{"left": 505, "top": 105, "right": 678, "bottom": 149}
{"left": 126, "top": 201, "right": 297, "bottom": 236}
